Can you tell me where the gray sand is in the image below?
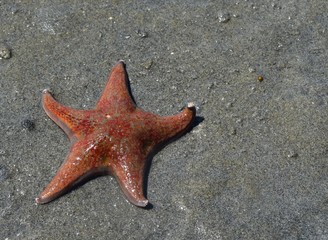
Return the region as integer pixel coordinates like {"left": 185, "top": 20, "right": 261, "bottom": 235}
{"left": 1, "top": 1, "right": 327, "bottom": 239}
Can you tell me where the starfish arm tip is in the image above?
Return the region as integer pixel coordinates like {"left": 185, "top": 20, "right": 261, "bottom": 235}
{"left": 134, "top": 199, "right": 149, "bottom": 208}
{"left": 120, "top": 182, "right": 150, "bottom": 207}
{"left": 35, "top": 196, "right": 44, "bottom": 204}
{"left": 184, "top": 102, "right": 196, "bottom": 118}
{"left": 35, "top": 191, "right": 58, "bottom": 205}
{"left": 42, "top": 89, "right": 51, "bottom": 94}
{"left": 187, "top": 102, "right": 195, "bottom": 108}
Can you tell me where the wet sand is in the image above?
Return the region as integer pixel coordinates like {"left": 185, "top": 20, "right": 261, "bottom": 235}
{"left": 1, "top": 1, "right": 327, "bottom": 239}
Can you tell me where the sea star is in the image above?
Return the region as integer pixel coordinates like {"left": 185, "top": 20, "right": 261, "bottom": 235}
{"left": 36, "top": 61, "right": 196, "bottom": 207}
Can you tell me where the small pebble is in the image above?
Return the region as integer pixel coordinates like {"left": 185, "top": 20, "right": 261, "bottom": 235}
{"left": 287, "top": 151, "right": 298, "bottom": 158}
{"left": 258, "top": 75, "right": 264, "bottom": 82}
{"left": 225, "top": 102, "right": 233, "bottom": 108}
{"left": 207, "top": 82, "right": 216, "bottom": 90}
{"left": 141, "top": 59, "right": 153, "bottom": 69}
{"left": 218, "top": 12, "right": 231, "bottom": 23}
{"left": 0, "top": 165, "right": 8, "bottom": 182}
{"left": 0, "top": 45, "right": 11, "bottom": 59}
{"left": 236, "top": 118, "right": 243, "bottom": 124}
{"left": 0, "top": 149, "right": 6, "bottom": 156}
{"left": 136, "top": 29, "right": 148, "bottom": 38}
{"left": 21, "top": 119, "right": 35, "bottom": 131}
{"left": 229, "top": 127, "right": 237, "bottom": 135}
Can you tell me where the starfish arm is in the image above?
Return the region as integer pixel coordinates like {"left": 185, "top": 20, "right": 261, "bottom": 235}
{"left": 96, "top": 61, "right": 136, "bottom": 115}
{"left": 36, "top": 134, "right": 111, "bottom": 204}
{"left": 35, "top": 154, "right": 93, "bottom": 204}
{"left": 146, "top": 103, "right": 196, "bottom": 145}
{"left": 42, "top": 89, "right": 94, "bottom": 142}
{"left": 111, "top": 147, "right": 149, "bottom": 207}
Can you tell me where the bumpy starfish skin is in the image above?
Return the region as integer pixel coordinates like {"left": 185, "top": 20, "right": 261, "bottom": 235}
{"left": 36, "top": 61, "right": 196, "bottom": 207}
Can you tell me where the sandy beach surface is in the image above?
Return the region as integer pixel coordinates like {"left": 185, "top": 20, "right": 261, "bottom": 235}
{"left": 1, "top": 1, "right": 327, "bottom": 239}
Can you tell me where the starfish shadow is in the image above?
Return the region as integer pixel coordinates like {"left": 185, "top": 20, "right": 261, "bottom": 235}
{"left": 121, "top": 61, "right": 137, "bottom": 105}
{"left": 142, "top": 115, "right": 203, "bottom": 209}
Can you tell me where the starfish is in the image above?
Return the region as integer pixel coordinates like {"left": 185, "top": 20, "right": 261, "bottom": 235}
{"left": 36, "top": 61, "right": 196, "bottom": 207}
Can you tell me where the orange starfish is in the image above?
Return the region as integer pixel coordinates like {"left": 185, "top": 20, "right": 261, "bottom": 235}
{"left": 36, "top": 61, "right": 196, "bottom": 207}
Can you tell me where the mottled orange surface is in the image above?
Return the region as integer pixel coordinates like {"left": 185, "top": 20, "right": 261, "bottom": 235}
{"left": 36, "top": 61, "right": 196, "bottom": 207}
